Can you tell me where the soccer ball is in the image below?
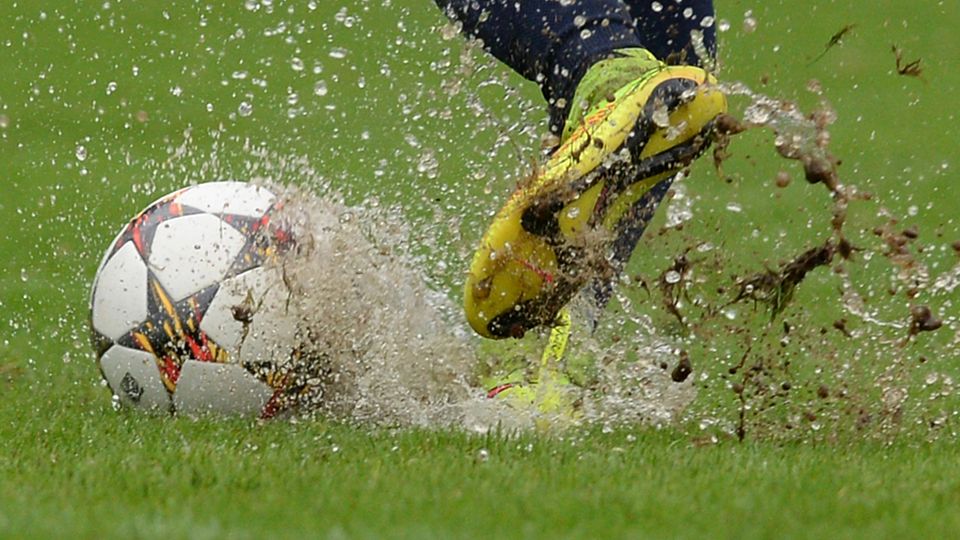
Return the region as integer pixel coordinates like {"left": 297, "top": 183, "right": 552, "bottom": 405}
{"left": 89, "top": 181, "right": 309, "bottom": 417}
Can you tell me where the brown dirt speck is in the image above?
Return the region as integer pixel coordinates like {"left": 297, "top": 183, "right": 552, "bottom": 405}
{"left": 671, "top": 351, "right": 693, "bottom": 383}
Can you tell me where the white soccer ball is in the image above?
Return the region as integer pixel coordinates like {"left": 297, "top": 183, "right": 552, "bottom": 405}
{"left": 89, "top": 181, "right": 310, "bottom": 417}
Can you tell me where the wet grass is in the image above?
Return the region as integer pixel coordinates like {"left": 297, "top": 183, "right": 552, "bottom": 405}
{"left": 3, "top": 377, "right": 960, "bottom": 539}
{"left": 2, "top": 0, "right": 959, "bottom": 537}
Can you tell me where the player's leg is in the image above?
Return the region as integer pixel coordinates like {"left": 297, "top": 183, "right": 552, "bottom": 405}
{"left": 433, "top": 0, "right": 644, "bottom": 135}
{"left": 454, "top": 9, "right": 726, "bottom": 339}
{"left": 625, "top": 0, "right": 717, "bottom": 68}
{"left": 438, "top": 0, "right": 725, "bottom": 424}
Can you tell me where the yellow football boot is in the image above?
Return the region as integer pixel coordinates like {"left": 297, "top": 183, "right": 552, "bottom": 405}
{"left": 464, "top": 49, "right": 727, "bottom": 339}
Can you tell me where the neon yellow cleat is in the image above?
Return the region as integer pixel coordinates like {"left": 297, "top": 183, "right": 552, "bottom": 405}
{"left": 464, "top": 49, "right": 727, "bottom": 339}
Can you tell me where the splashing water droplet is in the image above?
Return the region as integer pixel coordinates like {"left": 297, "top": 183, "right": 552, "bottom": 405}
{"left": 440, "top": 21, "right": 462, "bottom": 41}
{"left": 417, "top": 150, "right": 439, "bottom": 179}
{"left": 743, "top": 10, "right": 758, "bottom": 33}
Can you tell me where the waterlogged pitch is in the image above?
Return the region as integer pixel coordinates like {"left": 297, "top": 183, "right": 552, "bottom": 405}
{"left": 1, "top": 0, "right": 959, "bottom": 537}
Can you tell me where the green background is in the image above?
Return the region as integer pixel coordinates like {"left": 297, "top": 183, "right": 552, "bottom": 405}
{"left": 1, "top": 0, "right": 958, "bottom": 537}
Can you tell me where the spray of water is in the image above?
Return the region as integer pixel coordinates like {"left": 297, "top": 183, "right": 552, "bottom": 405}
{"left": 230, "top": 181, "right": 698, "bottom": 432}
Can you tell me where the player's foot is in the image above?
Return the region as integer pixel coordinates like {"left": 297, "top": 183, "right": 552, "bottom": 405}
{"left": 464, "top": 49, "right": 727, "bottom": 339}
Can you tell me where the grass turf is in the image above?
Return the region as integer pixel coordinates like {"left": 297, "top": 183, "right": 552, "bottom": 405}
{"left": 4, "top": 395, "right": 960, "bottom": 539}
{"left": 1, "top": 0, "right": 958, "bottom": 537}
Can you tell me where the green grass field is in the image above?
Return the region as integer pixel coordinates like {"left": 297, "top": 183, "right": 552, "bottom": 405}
{"left": 2, "top": 1, "right": 959, "bottom": 537}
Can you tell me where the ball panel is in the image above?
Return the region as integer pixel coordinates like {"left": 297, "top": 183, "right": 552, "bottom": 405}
{"left": 99, "top": 345, "right": 172, "bottom": 411}
{"left": 148, "top": 213, "right": 247, "bottom": 302}
{"left": 173, "top": 360, "right": 275, "bottom": 416}
{"left": 117, "top": 279, "right": 228, "bottom": 391}
{"left": 199, "top": 266, "right": 297, "bottom": 364}
{"left": 91, "top": 241, "right": 149, "bottom": 341}
{"left": 175, "top": 181, "right": 276, "bottom": 218}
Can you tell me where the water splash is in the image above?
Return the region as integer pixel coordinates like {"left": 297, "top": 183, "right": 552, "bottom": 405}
{"left": 204, "top": 179, "right": 702, "bottom": 431}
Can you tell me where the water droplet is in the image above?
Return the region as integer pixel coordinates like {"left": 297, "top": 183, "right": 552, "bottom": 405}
{"left": 440, "top": 21, "right": 461, "bottom": 41}
{"left": 170, "top": 86, "right": 182, "bottom": 97}
{"left": 743, "top": 10, "right": 757, "bottom": 33}
{"left": 106, "top": 81, "right": 117, "bottom": 95}
{"left": 718, "top": 19, "right": 731, "bottom": 32}
{"left": 75, "top": 145, "right": 87, "bottom": 161}
{"left": 476, "top": 448, "right": 490, "bottom": 462}
{"left": 238, "top": 101, "right": 253, "bottom": 117}
{"left": 329, "top": 47, "right": 348, "bottom": 59}
{"left": 651, "top": 104, "right": 670, "bottom": 128}
{"left": 651, "top": 2, "right": 663, "bottom": 13}
{"left": 313, "top": 80, "right": 328, "bottom": 96}
{"left": 665, "top": 270, "right": 682, "bottom": 284}
{"left": 417, "top": 150, "right": 439, "bottom": 179}
{"left": 290, "top": 57, "right": 304, "bottom": 72}
{"left": 573, "top": 15, "right": 587, "bottom": 27}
